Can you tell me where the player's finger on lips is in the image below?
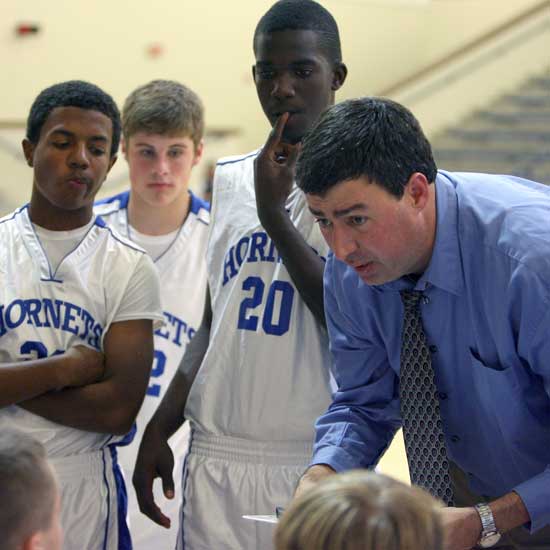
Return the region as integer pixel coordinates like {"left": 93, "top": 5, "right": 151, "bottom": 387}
{"left": 266, "top": 112, "right": 289, "bottom": 148}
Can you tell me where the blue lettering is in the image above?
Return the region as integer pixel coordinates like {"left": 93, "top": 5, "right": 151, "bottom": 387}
{"left": 0, "top": 306, "right": 6, "bottom": 337}
{"left": 155, "top": 311, "right": 191, "bottom": 347}
{"left": 265, "top": 239, "right": 277, "bottom": 263}
{"left": 235, "top": 236, "right": 250, "bottom": 267}
{"left": 43, "top": 299, "right": 63, "bottom": 329}
{"left": 222, "top": 232, "right": 324, "bottom": 286}
{"left": 0, "top": 298, "right": 103, "bottom": 350}
{"left": 6, "top": 300, "right": 26, "bottom": 329}
{"left": 155, "top": 312, "right": 171, "bottom": 340}
{"left": 62, "top": 303, "right": 81, "bottom": 335}
{"left": 247, "top": 232, "right": 268, "bottom": 263}
{"left": 89, "top": 323, "right": 103, "bottom": 349}
{"left": 223, "top": 246, "right": 238, "bottom": 286}
{"left": 79, "top": 308, "right": 94, "bottom": 339}
{"left": 171, "top": 316, "right": 187, "bottom": 346}
{"left": 25, "top": 299, "right": 43, "bottom": 327}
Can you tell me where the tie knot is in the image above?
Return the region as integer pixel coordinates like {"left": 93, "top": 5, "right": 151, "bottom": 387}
{"left": 400, "top": 290, "right": 423, "bottom": 310}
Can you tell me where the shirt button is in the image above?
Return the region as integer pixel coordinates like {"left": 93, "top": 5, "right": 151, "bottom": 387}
{"left": 422, "top": 295, "right": 430, "bottom": 305}
{"left": 450, "top": 435, "right": 460, "bottom": 443}
{"left": 438, "top": 392, "right": 447, "bottom": 400}
{"left": 429, "top": 344, "right": 438, "bottom": 353}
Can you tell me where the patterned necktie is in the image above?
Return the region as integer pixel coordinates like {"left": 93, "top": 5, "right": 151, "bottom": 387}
{"left": 399, "top": 290, "right": 454, "bottom": 506}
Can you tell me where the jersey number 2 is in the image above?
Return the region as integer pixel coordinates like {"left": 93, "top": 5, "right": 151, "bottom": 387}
{"left": 146, "top": 349, "right": 166, "bottom": 397}
{"left": 237, "top": 276, "right": 294, "bottom": 336}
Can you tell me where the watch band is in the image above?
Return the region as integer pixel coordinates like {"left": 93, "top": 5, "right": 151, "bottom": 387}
{"left": 474, "top": 503, "right": 501, "bottom": 548}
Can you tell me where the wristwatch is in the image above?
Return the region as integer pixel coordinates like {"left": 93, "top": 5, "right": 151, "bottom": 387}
{"left": 474, "top": 502, "right": 501, "bottom": 548}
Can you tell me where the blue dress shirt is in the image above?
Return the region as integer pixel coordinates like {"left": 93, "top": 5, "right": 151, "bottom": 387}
{"left": 314, "top": 170, "right": 550, "bottom": 532}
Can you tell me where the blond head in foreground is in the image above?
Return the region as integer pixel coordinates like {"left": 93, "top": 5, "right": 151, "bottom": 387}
{"left": 275, "top": 471, "right": 443, "bottom": 550}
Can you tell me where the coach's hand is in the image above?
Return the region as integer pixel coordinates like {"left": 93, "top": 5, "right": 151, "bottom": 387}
{"left": 439, "top": 506, "right": 481, "bottom": 550}
{"left": 63, "top": 345, "right": 105, "bottom": 388}
{"left": 294, "top": 464, "right": 336, "bottom": 500}
{"left": 254, "top": 113, "right": 301, "bottom": 219}
{"left": 133, "top": 423, "right": 175, "bottom": 529}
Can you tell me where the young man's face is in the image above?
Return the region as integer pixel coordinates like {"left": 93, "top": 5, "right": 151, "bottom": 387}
{"left": 124, "top": 133, "right": 203, "bottom": 208}
{"left": 253, "top": 29, "right": 345, "bottom": 144}
{"left": 23, "top": 106, "right": 116, "bottom": 216}
{"left": 307, "top": 177, "right": 433, "bottom": 286}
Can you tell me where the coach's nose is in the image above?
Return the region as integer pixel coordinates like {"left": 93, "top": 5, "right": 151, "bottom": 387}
{"left": 331, "top": 225, "right": 359, "bottom": 263}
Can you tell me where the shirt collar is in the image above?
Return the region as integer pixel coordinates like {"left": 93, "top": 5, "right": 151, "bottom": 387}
{"left": 381, "top": 171, "right": 464, "bottom": 296}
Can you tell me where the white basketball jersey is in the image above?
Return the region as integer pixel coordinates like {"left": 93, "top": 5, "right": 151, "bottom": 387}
{"left": 0, "top": 206, "right": 163, "bottom": 456}
{"left": 95, "top": 190, "right": 210, "bottom": 548}
{"left": 186, "top": 151, "right": 333, "bottom": 442}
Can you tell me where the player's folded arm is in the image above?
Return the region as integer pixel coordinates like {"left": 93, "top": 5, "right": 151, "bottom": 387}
{"left": 20, "top": 318, "right": 154, "bottom": 435}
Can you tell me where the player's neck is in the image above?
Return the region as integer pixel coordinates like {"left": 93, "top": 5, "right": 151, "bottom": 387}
{"left": 127, "top": 191, "right": 191, "bottom": 236}
{"left": 28, "top": 195, "right": 93, "bottom": 231}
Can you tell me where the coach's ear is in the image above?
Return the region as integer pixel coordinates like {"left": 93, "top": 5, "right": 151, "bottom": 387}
{"left": 22, "top": 138, "right": 35, "bottom": 167}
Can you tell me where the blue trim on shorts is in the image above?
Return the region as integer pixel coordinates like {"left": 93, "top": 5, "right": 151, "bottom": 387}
{"left": 110, "top": 445, "right": 133, "bottom": 550}
{"left": 115, "top": 423, "right": 137, "bottom": 447}
{"left": 101, "top": 449, "right": 112, "bottom": 550}
{"left": 179, "top": 427, "right": 194, "bottom": 550}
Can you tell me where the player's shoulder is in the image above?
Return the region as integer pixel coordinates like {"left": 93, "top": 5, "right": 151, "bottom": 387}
{"left": 93, "top": 216, "right": 146, "bottom": 256}
{"left": 0, "top": 205, "right": 28, "bottom": 234}
{"left": 0, "top": 205, "right": 24, "bottom": 224}
{"left": 213, "top": 149, "right": 260, "bottom": 193}
{"left": 216, "top": 149, "right": 260, "bottom": 169}
{"left": 188, "top": 190, "right": 211, "bottom": 226}
{"left": 94, "top": 189, "right": 130, "bottom": 216}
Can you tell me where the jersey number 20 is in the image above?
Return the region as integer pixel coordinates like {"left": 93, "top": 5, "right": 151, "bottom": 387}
{"left": 237, "top": 276, "right": 294, "bottom": 336}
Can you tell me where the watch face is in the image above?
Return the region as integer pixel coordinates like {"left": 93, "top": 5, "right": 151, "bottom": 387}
{"left": 479, "top": 532, "right": 501, "bottom": 548}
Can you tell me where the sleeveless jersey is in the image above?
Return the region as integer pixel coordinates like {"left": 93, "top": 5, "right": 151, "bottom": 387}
{"left": 185, "top": 150, "right": 332, "bottom": 441}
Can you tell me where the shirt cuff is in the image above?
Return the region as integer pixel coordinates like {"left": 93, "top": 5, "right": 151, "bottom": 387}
{"left": 513, "top": 470, "right": 550, "bottom": 533}
{"left": 309, "top": 445, "right": 367, "bottom": 473}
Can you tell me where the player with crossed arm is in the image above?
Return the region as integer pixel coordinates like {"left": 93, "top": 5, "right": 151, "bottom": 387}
{"left": 95, "top": 79, "right": 209, "bottom": 550}
{"left": 0, "top": 80, "right": 163, "bottom": 550}
{"left": 133, "top": 1, "right": 348, "bottom": 548}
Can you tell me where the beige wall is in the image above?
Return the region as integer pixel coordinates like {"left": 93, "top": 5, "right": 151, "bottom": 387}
{"left": 0, "top": 0, "right": 546, "bottom": 211}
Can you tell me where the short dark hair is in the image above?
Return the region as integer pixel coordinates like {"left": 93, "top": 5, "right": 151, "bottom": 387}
{"left": 253, "top": 0, "right": 342, "bottom": 64}
{"left": 296, "top": 97, "right": 437, "bottom": 198}
{"left": 0, "top": 429, "right": 57, "bottom": 547}
{"left": 122, "top": 80, "right": 204, "bottom": 148}
{"left": 26, "top": 80, "right": 121, "bottom": 157}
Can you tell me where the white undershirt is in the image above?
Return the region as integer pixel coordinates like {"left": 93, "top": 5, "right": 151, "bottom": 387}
{"left": 33, "top": 218, "right": 95, "bottom": 273}
{"left": 127, "top": 224, "right": 180, "bottom": 260}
